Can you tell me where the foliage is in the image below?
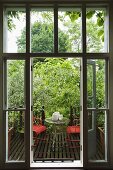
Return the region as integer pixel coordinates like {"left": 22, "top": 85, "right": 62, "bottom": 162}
{"left": 7, "top": 60, "right": 25, "bottom": 108}
{"left": 97, "top": 112, "right": 105, "bottom": 127}
{"left": 96, "top": 60, "right": 106, "bottom": 108}
{"left": 33, "top": 58, "right": 80, "bottom": 117}
{"left": 7, "top": 10, "right": 106, "bottom": 128}
{"left": 7, "top": 9, "right": 105, "bottom": 44}
{"left": 8, "top": 111, "right": 22, "bottom": 130}
{"left": 88, "top": 10, "right": 105, "bottom": 43}
{"left": 59, "top": 10, "right": 104, "bottom": 52}
{"left": 7, "top": 11, "right": 21, "bottom": 31}
{"left": 7, "top": 58, "right": 106, "bottom": 128}
{"left": 86, "top": 20, "right": 104, "bottom": 52}
{"left": 66, "top": 10, "right": 105, "bottom": 42}
{"left": 58, "top": 11, "right": 82, "bottom": 52}
{"left": 17, "top": 21, "right": 71, "bottom": 53}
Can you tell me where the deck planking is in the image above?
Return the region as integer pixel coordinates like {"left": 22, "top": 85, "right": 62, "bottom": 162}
{"left": 8, "top": 131, "right": 104, "bottom": 162}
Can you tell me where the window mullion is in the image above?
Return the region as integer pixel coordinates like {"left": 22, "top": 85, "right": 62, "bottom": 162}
{"left": 25, "top": 4, "right": 31, "bottom": 167}
{"left": 105, "top": 58, "right": 109, "bottom": 108}
{"left": 82, "top": 3, "right": 86, "bottom": 54}
{"left": 54, "top": 4, "right": 58, "bottom": 54}
{"left": 82, "top": 3, "right": 87, "bottom": 167}
{"left": 26, "top": 4, "right": 30, "bottom": 54}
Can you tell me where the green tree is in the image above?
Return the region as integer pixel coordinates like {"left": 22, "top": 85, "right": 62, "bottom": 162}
{"left": 66, "top": 10, "right": 105, "bottom": 42}
{"left": 87, "top": 20, "right": 104, "bottom": 52}
{"left": 17, "top": 21, "right": 71, "bottom": 53}
{"left": 7, "top": 60, "right": 25, "bottom": 108}
{"left": 7, "top": 10, "right": 105, "bottom": 123}
{"left": 33, "top": 58, "right": 80, "bottom": 117}
{"left": 7, "top": 11, "right": 20, "bottom": 31}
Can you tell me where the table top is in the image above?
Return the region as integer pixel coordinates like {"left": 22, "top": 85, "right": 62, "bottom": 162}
{"left": 45, "top": 117, "right": 69, "bottom": 125}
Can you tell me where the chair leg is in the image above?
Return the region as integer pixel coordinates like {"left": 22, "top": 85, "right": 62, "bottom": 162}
{"left": 33, "top": 131, "right": 47, "bottom": 146}
{"left": 66, "top": 133, "right": 80, "bottom": 148}
{"left": 33, "top": 137, "right": 39, "bottom": 146}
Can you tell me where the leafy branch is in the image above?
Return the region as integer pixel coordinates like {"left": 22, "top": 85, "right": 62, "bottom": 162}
{"left": 66, "top": 10, "right": 105, "bottom": 41}
{"left": 7, "top": 11, "right": 20, "bottom": 31}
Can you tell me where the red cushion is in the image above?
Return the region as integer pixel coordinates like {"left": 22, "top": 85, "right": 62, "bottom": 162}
{"left": 66, "top": 126, "right": 80, "bottom": 134}
{"left": 33, "top": 125, "right": 46, "bottom": 135}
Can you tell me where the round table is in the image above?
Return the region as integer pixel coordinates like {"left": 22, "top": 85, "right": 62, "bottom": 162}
{"left": 45, "top": 117, "right": 69, "bottom": 151}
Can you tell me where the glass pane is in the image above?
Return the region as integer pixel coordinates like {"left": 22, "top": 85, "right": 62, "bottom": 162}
{"left": 87, "top": 59, "right": 107, "bottom": 108}
{"left": 7, "top": 60, "right": 25, "bottom": 108}
{"left": 4, "top": 8, "right": 26, "bottom": 53}
{"left": 87, "top": 61, "right": 94, "bottom": 108}
{"left": 32, "top": 57, "right": 81, "bottom": 162}
{"left": 86, "top": 8, "right": 107, "bottom": 53}
{"left": 30, "top": 8, "right": 54, "bottom": 53}
{"left": 88, "top": 110, "right": 107, "bottom": 161}
{"left": 58, "top": 8, "right": 82, "bottom": 53}
{"left": 7, "top": 111, "right": 25, "bottom": 161}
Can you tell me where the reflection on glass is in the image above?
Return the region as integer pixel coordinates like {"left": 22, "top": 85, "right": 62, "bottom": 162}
{"left": 87, "top": 59, "right": 106, "bottom": 108}
{"left": 87, "top": 61, "right": 94, "bottom": 108}
{"left": 7, "top": 60, "right": 25, "bottom": 108}
{"left": 7, "top": 111, "right": 25, "bottom": 161}
{"left": 88, "top": 111, "right": 93, "bottom": 130}
{"left": 30, "top": 9, "right": 54, "bottom": 53}
{"left": 58, "top": 8, "right": 82, "bottom": 53}
{"left": 4, "top": 8, "right": 26, "bottom": 53}
{"left": 86, "top": 9, "right": 107, "bottom": 53}
{"left": 88, "top": 110, "right": 106, "bottom": 161}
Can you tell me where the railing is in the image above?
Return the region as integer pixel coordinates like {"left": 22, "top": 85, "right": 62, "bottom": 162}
{"left": 97, "top": 127, "right": 105, "bottom": 155}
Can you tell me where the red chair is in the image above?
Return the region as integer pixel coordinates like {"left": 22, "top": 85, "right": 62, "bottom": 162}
{"left": 33, "top": 116, "right": 47, "bottom": 146}
{"left": 66, "top": 125, "right": 80, "bottom": 148}
{"left": 33, "top": 125, "right": 47, "bottom": 145}
{"left": 67, "top": 125, "right": 80, "bottom": 134}
{"left": 66, "top": 107, "right": 80, "bottom": 148}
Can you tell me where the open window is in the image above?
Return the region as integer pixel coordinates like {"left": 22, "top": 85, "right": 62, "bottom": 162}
{"left": 87, "top": 59, "right": 108, "bottom": 161}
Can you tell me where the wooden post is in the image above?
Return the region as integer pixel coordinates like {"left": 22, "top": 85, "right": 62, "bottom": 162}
{"left": 41, "top": 106, "right": 45, "bottom": 125}
{"left": 69, "top": 106, "right": 74, "bottom": 125}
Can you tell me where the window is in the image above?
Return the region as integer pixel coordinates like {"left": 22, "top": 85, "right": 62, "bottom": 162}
{"left": 58, "top": 8, "right": 82, "bottom": 52}
{"left": 0, "top": 1, "right": 110, "bottom": 169}
{"left": 4, "top": 60, "right": 25, "bottom": 162}
{"left": 3, "top": 8, "right": 26, "bottom": 53}
{"left": 86, "top": 8, "right": 108, "bottom": 53}
{"left": 87, "top": 59, "right": 108, "bottom": 161}
{"left": 30, "top": 8, "right": 54, "bottom": 53}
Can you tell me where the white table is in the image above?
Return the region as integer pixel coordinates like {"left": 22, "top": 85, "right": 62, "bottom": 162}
{"left": 45, "top": 117, "right": 69, "bottom": 151}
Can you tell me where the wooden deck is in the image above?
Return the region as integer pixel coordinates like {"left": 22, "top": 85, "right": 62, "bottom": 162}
{"left": 33, "top": 132, "right": 80, "bottom": 162}
{"left": 8, "top": 130, "right": 104, "bottom": 162}
{"left": 9, "top": 132, "right": 25, "bottom": 161}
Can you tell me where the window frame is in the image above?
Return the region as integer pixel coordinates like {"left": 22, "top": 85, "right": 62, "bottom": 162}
{"left": 0, "top": 1, "right": 111, "bottom": 169}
